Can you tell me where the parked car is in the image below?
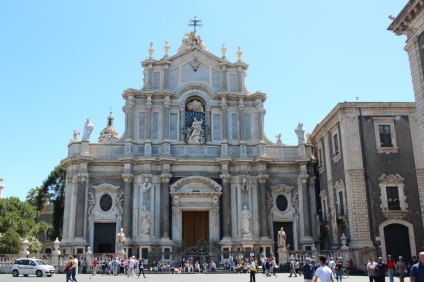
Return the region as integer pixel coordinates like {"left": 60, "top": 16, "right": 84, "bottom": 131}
{"left": 11, "top": 258, "right": 55, "bottom": 277}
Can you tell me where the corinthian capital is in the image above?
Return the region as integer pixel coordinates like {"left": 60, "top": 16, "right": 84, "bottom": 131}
{"left": 256, "top": 174, "right": 269, "bottom": 184}
{"left": 298, "top": 174, "right": 309, "bottom": 183}
{"left": 122, "top": 173, "right": 134, "bottom": 183}
{"left": 78, "top": 173, "right": 89, "bottom": 183}
{"left": 220, "top": 174, "right": 231, "bottom": 183}
{"left": 161, "top": 173, "right": 172, "bottom": 183}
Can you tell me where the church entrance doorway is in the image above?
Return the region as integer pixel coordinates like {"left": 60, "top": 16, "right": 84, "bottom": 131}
{"left": 384, "top": 223, "right": 411, "bottom": 262}
{"left": 182, "top": 211, "right": 209, "bottom": 247}
{"left": 93, "top": 222, "right": 116, "bottom": 253}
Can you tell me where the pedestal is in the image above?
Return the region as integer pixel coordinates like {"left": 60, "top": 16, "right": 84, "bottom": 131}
{"left": 277, "top": 247, "right": 288, "bottom": 266}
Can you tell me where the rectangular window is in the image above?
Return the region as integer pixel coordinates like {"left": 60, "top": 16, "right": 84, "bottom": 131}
{"left": 338, "top": 191, "right": 344, "bottom": 215}
{"left": 231, "top": 114, "right": 239, "bottom": 140}
{"left": 213, "top": 114, "right": 221, "bottom": 140}
{"left": 153, "top": 71, "right": 160, "bottom": 90}
{"left": 318, "top": 148, "right": 323, "bottom": 167}
{"left": 152, "top": 112, "right": 159, "bottom": 139}
{"left": 169, "top": 113, "right": 178, "bottom": 140}
{"left": 230, "top": 74, "right": 237, "bottom": 92}
{"left": 333, "top": 133, "right": 339, "bottom": 155}
{"left": 386, "top": 186, "right": 400, "bottom": 210}
{"left": 139, "top": 112, "right": 146, "bottom": 139}
{"left": 379, "top": 125, "right": 393, "bottom": 147}
{"left": 244, "top": 114, "right": 251, "bottom": 140}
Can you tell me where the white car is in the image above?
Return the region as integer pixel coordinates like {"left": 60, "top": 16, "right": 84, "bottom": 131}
{"left": 11, "top": 258, "right": 55, "bottom": 277}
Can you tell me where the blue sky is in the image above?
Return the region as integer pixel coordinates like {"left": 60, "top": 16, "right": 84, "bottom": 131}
{"left": 0, "top": 1, "right": 412, "bottom": 200}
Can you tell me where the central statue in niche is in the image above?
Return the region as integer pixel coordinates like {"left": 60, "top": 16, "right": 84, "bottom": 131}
{"left": 184, "top": 98, "right": 205, "bottom": 144}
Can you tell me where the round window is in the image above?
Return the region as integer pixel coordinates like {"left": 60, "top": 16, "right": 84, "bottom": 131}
{"left": 276, "top": 195, "right": 288, "bottom": 212}
{"left": 100, "top": 194, "right": 113, "bottom": 212}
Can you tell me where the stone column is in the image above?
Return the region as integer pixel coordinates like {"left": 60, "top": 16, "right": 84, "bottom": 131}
{"left": 163, "top": 96, "right": 170, "bottom": 140}
{"left": 145, "top": 95, "right": 152, "bottom": 156}
{"left": 123, "top": 94, "right": 135, "bottom": 141}
{"left": 220, "top": 174, "right": 232, "bottom": 238}
{"left": 239, "top": 102, "right": 245, "bottom": 141}
{"left": 62, "top": 174, "right": 73, "bottom": 240}
{"left": 206, "top": 106, "right": 211, "bottom": 142}
{"left": 146, "top": 95, "right": 152, "bottom": 139}
{"left": 256, "top": 175, "right": 269, "bottom": 238}
{"left": 180, "top": 105, "right": 185, "bottom": 142}
{"left": 221, "top": 98, "right": 228, "bottom": 140}
{"left": 122, "top": 173, "right": 134, "bottom": 240}
{"left": 256, "top": 99, "right": 264, "bottom": 140}
{"left": 298, "top": 173, "right": 314, "bottom": 247}
{"left": 75, "top": 173, "right": 88, "bottom": 238}
{"left": 160, "top": 173, "right": 172, "bottom": 239}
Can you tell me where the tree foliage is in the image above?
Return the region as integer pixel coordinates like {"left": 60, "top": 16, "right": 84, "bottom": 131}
{"left": 0, "top": 197, "right": 41, "bottom": 237}
{"left": 26, "top": 164, "right": 66, "bottom": 239}
{"left": 0, "top": 228, "right": 22, "bottom": 254}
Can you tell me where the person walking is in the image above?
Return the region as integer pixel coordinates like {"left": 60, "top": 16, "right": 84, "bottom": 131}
{"left": 375, "top": 257, "right": 387, "bottom": 282}
{"left": 65, "top": 256, "right": 75, "bottom": 282}
{"left": 303, "top": 258, "right": 315, "bottom": 282}
{"left": 137, "top": 258, "right": 146, "bottom": 278}
{"left": 289, "top": 258, "right": 297, "bottom": 277}
{"left": 367, "top": 258, "right": 377, "bottom": 282}
{"left": 410, "top": 252, "right": 424, "bottom": 282}
{"left": 92, "top": 257, "right": 99, "bottom": 276}
{"left": 334, "top": 257, "right": 343, "bottom": 282}
{"left": 314, "top": 255, "right": 335, "bottom": 282}
{"left": 387, "top": 255, "right": 395, "bottom": 282}
{"left": 271, "top": 256, "right": 278, "bottom": 277}
{"left": 396, "top": 256, "right": 407, "bottom": 282}
{"left": 250, "top": 259, "right": 257, "bottom": 282}
{"left": 127, "top": 256, "right": 136, "bottom": 277}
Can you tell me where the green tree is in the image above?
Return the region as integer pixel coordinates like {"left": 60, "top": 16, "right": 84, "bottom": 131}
{"left": 0, "top": 228, "right": 22, "bottom": 254}
{"left": 41, "top": 164, "right": 66, "bottom": 239}
{"left": 0, "top": 197, "right": 41, "bottom": 237}
{"left": 27, "top": 235, "right": 43, "bottom": 254}
{"left": 26, "top": 164, "right": 66, "bottom": 239}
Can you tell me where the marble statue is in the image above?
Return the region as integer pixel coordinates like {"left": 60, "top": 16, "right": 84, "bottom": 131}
{"left": 188, "top": 117, "right": 203, "bottom": 144}
{"left": 72, "top": 130, "right": 80, "bottom": 142}
{"left": 278, "top": 227, "right": 286, "bottom": 248}
{"left": 143, "top": 177, "right": 152, "bottom": 192}
{"left": 240, "top": 205, "right": 252, "bottom": 234}
{"left": 82, "top": 119, "right": 95, "bottom": 141}
{"left": 140, "top": 205, "right": 151, "bottom": 235}
{"left": 275, "top": 133, "right": 282, "bottom": 144}
{"left": 117, "top": 228, "right": 125, "bottom": 247}
{"left": 294, "top": 122, "right": 305, "bottom": 144}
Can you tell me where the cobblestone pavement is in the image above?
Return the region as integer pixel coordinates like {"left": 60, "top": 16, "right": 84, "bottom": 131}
{"left": 0, "top": 272, "right": 411, "bottom": 282}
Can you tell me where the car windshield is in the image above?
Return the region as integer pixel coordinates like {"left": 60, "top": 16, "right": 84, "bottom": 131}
{"left": 35, "top": 260, "right": 47, "bottom": 265}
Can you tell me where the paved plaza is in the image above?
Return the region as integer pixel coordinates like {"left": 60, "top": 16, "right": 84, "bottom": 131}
{"left": 0, "top": 273, "right": 409, "bottom": 282}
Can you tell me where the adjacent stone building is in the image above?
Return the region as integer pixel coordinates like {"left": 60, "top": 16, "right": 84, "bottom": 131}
{"left": 61, "top": 32, "right": 317, "bottom": 259}
{"left": 310, "top": 102, "right": 424, "bottom": 261}
{"left": 388, "top": 0, "right": 424, "bottom": 152}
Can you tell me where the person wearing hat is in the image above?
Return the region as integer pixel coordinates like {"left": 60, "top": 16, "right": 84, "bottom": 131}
{"left": 387, "top": 255, "right": 395, "bottom": 282}
{"left": 410, "top": 252, "right": 424, "bottom": 282}
{"left": 395, "top": 256, "right": 407, "bottom": 282}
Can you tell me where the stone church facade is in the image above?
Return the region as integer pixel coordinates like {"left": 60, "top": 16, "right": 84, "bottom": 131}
{"left": 61, "top": 32, "right": 317, "bottom": 258}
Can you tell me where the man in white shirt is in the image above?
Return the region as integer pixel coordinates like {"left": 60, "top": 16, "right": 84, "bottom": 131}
{"left": 127, "top": 256, "right": 136, "bottom": 277}
{"left": 314, "top": 255, "right": 335, "bottom": 282}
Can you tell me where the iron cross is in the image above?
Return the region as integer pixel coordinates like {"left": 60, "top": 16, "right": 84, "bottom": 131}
{"left": 188, "top": 16, "right": 202, "bottom": 34}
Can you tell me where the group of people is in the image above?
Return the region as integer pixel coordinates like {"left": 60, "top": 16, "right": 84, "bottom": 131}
{"left": 367, "top": 252, "right": 424, "bottom": 282}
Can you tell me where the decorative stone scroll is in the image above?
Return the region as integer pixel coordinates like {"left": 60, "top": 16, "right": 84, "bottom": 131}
{"left": 170, "top": 176, "right": 222, "bottom": 192}
{"left": 78, "top": 173, "right": 88, "bottom": 183}
{"left": 239, "top": 175, "right": 250, "bottom": 192}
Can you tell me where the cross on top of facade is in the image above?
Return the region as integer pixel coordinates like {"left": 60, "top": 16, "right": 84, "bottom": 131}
{"left": 188, "top": 16, "right": 202, "bottom": 34}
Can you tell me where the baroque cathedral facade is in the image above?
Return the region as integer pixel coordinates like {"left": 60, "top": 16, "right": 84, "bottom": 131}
{"left": 58, "top": 25, "right": 424, "bottom": 266}
{"left": 61, "top": 31, "right": 317, "bottom": 258}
